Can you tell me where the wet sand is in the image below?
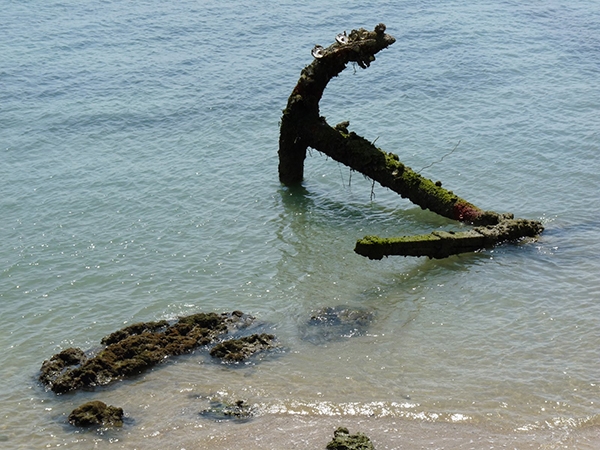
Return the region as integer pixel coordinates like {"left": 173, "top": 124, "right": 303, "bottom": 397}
{"left": 120, "top": 414, "right": 600, "bottom": 450}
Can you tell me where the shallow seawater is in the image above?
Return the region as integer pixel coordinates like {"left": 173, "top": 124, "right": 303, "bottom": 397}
{"left": 2, "top": 1, "right": 600, "bottom": 448}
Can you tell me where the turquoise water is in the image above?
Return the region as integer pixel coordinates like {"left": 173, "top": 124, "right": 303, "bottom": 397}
{"left": 2, "top": 1, "right": 600, "bottom": 448}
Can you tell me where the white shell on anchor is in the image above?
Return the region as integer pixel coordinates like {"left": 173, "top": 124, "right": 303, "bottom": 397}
{"left": 335, "top": 32, "right": 348, "bottom": 45}
{"left": 311, "top": 45, "right": 325, "bottom": 59}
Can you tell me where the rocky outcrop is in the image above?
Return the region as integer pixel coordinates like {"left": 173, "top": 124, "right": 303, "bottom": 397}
{"left": 209, "top": 333, "right": 278, "bottom": 362}
{"left": 68, "top": 401, "right": 123, "bottom": 427}
{"left": 300, "top": 306, "right": 374, "bottom": 344}
{"left": 199, "top": 399, "right": 255, "bottom": 421}
{"left": 39, "top": 311, "right": 257, "bottom": 393}
{"left": 326, "top": 427, "right": 375, "bottom": 450}
{"left": 39, "top": 348, "right": 86, "bottom": 388}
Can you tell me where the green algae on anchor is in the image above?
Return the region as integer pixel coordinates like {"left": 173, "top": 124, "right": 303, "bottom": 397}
{"left": 355, "top": 218, "right": 544, "bottom": 259}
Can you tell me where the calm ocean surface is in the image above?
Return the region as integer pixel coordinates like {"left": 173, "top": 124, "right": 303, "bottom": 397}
{"left": 2, "top": 1, "right": 600, "bottom": 448}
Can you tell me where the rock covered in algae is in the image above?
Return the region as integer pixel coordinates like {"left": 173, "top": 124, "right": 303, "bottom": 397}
{"left": 300, "top": 306, "right": 374, "bottom": 344}
{"left": 39, "top": 348, "right": 86, "bottom": 388}
{"left": 326, "top": 427, "right": 375, "bottom": 450}
{"left": 39, "top": 311, "right": 254, "bottom": 393}
{"left": 199, "top": 399, "right": 255, "bottom": 422}
{"left": 209, "top": 333, "right": 278, "bottom": 362}
{"left": 68, "top": 400, "right": 124, "bottom": 427}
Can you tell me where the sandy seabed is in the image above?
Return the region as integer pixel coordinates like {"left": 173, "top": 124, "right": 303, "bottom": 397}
{"left": 103, "top": 414, "right": 600, "bottom": 450}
